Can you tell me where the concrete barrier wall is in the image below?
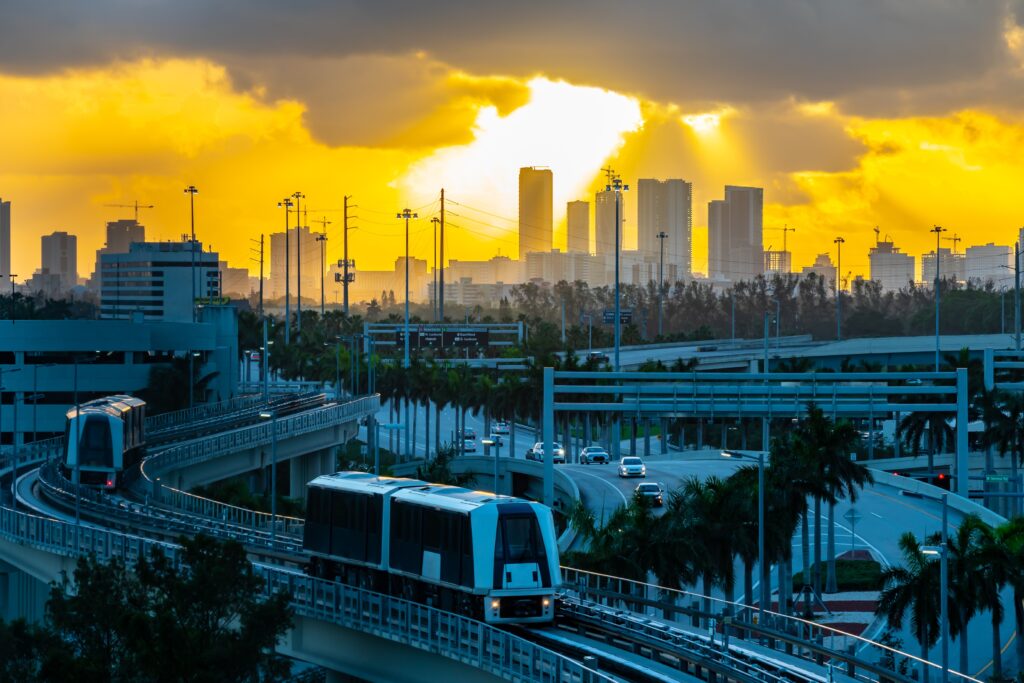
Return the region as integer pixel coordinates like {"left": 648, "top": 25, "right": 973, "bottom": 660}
{"left": 869, "top": 469, "right": 1007, "bottom": 527}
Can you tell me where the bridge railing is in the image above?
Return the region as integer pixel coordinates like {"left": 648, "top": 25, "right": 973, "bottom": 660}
{"left": 261, "top": 566, "right": 614, "bottom": 683}
{"left": 140, "top": 396, "right": 379, "bottom": 530}
{"left": 560, "top": 566, "right": 979, "bottom": 683}
{"left": 146, "top": 393, "right": 281, "bottom": 432}
{"left": 0, "top": 500, "right": 611, "bottom": 683}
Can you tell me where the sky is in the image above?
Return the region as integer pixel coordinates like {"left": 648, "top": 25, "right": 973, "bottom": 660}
{"left": 2, "top": 0, "right": 1024, "bottom": 280}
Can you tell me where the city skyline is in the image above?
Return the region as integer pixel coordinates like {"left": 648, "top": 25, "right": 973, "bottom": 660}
{"left": 2, "top": 3, "right": 1024, "bottom": 283}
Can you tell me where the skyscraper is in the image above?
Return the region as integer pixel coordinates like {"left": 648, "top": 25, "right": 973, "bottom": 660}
{"left": 41, "top": 231, "right": 78, "bottom": 290}
{"left": 88, "top": 218, "right": 146, "bottom": 291}
{"left": 707, "top": 185, "right": 763, "bottom": 282}
{"left": 0, "top": 198, "right": 10, "bottom": 285}
{"left": 270, "top": 225, "right": 321, "bottom": 302}
{"left": 518, "top": 167, "right": 553, "bottom": 260}
{"left": 566, "top": 200, "right": 589, "bottom": 253}
{"left": 594, "top": 189, "right": 622, "bottom": 257}
{"left": 638, "top": 179, "right": 692, "bottom": 277}
{"left": 869, "top": 239, "right": 915, "bottom": 291}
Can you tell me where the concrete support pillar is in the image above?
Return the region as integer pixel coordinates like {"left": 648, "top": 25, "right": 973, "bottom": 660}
{"left": 289, "top": 449, "right": 334, "bottom": 500}
{"left": 0, "top": 562, "right": 48, "bottom": 623}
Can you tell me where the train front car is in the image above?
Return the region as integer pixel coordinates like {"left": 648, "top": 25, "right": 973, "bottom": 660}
{"left": 62, "top": 396, "right": 146, "bottom": 490}
{"left": 389, "top": 485, "right": 561, "bottom": 625}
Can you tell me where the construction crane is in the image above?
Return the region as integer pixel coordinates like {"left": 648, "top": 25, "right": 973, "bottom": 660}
{"left": 766, "top": 224, "right": 796, "bottom": 255}
{"left": 944, "top": 233, "right": 961, "bottom": 253}
{"left": 873, "top": 226, "right": 881, "bottom": 245}
{"left": 104, "top": 200, "right": 155, "bottom": 223}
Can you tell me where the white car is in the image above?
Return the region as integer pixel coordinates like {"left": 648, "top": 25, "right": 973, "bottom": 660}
{"left": 527, "top": 442, "right": 565, "bottom": 464}
{"left": 580, "top": 447, "right": 610, "bottom": 464}
{"left": 492, "top": 422, "right": 510, "bottom": 435}
{"left": 618, "top": 457, "right": 646, "bottom": 478}
{"left": 463, "top": 438, "right": 477, "bottom": 453}
{"left": 487, "top": 434, "right": 504, "bottom": 447}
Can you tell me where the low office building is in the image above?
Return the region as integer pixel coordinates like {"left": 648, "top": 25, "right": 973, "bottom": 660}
{"left": 0, "top": 305, "right": 238, "bottom": 449}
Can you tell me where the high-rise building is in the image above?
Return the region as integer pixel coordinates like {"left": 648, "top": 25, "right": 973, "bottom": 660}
{"left": 0, "top": 198, "right": 10, "bottom": 286}
{"left": 518, "top": 167, "right": 553, "bottom": 261}
{"left": 88, "top": 219, "right": 146, "bottom": 290}
{"left": 566, "top": 201, "right": 589, "bottom": 253}
{"left": 965, "top": 243, "right": 1012, "bottom": 287}
{"left": 638, "top": 179, "right": 692, "bottom": 277}
{"left": 269, "top": 225, "right": 322, "bottom": 303}
{"left": 594, "top": 189, "right": 622, "bottom": 257}
{"left": 219, "top": 261, "right": 252, "bottom": 299}
{"left": 707, "top": 185, "right": 763, "bottom": 282}
{"left": 921, "top": 247, "right": 965, "bottom": 285}
{"left": 869, "top": 240, "right": 915, "bottom": 291}
{"left": 99, "top": 241, "right": 220, "bottom": 322}
{"left": 800, "top": 253, "right": 837, "bottom": 284}
{"left": 41, "top": 231, "right": 78, "bottom": 290}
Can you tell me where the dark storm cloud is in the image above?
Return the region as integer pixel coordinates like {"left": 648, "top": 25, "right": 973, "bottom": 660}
{"left": 0, "top": 1, "right": 1016, "bottom": 98}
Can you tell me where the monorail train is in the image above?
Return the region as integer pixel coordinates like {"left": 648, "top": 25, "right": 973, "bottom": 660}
{"left": 303, "top": 472, "right": 561, "bottom": 624}
{"left": 62, "top": 395, "right": 146, "bottom": 490}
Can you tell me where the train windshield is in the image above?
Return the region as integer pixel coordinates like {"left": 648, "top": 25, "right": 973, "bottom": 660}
{"left": 497, "top": 514, "right": 544, "bottom": 564}
{"left": 77, "top": 416, "right": 113, "bottom": 468}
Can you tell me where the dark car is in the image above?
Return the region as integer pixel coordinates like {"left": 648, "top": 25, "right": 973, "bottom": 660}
{"left": 635, "top": 482, "right": 664, "bottom": 506}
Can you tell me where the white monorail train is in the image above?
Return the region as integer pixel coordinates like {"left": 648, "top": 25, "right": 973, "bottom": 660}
{"left": 303, "top": 472, "right": 561, "bottom": 624}
{"left": 62, "top": 395, "right": 146, "bottom": 490}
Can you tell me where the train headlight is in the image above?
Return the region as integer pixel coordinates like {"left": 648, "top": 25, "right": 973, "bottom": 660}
{"left": 542, "top": 598, "right": 551, "bottom": 608}
{"left": 490, "top": 599, "right": 500, "bottom": 611}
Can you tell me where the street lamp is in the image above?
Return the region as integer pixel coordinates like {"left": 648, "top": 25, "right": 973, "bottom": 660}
{"left": 931, "top": 225, "right": 947, "bottom": 371}
{"left": 482, "top": 438, "right": 498, "bottom": 494}
{"left": 833, "top": 236, "right": 844, "bottom": 341}
{"left": 316, "top": 231, "right": 328, "bottom": 317}
{"left": 656, "top": 230, "right": 668, "bottom": 338}
{"left": 292, "top": 191, "right": 306, "bottom": 333}
{"left": 723, "top": 450, "right": 766, "bottom": 630}
{"left": 184, "top": 186, "right": 199, "bottom": 322}
{"left": 397, "top": 208, "right": 418, "bottom": 461}
{"left": 259, "top": 410, "right": 279, "bottom": 548}
{"left": 608, "top": 175, "right": 629, "bottom": 371}
{"left": 277, "top": 197, "right": 294, "bottom": 344}
{"left": 919, "top": 492, "right": 949, "bottom": 683}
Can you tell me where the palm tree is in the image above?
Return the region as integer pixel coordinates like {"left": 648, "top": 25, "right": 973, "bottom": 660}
{"left": 994, "top": 517, "right": 1024, "bottom": 669}
{"left": 792, "top": 405, "right": 871, "bottom": 595}
{"left": 987, "top": 391, "right": 1024, "bottom": 506}
{"left": 974, "top": 519, "right": 1008, "bottom": 680}
{"left": 877, "top": 532, "right": 941, "bottom": 683}
{"left": 935, "top": 514, "right": 986, "bottom": 675}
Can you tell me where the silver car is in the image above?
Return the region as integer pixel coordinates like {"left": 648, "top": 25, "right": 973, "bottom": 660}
{"left": 527, "top": 442, "right": 566, "bottom": 464}
{"left": 580, "top": 447, "right": 610, "bottom": 464}
{"left": 618, "top": 456, "right": 646, "bottom": 478}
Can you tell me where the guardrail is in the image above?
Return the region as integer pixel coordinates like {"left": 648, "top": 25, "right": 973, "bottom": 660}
{"left": 560, "top": 567, "right": 978, "bottom": 683}
{"left": 142, "top": 395, "right": 379, "bottom": 485}
{"left": 146, "top": 393, "right": 282, "bottom": 432}
{"left": 150, "top": 481, "right": 306, "bottom": 537}
{"left": 0, "top": 500, "right": 612, "bottom": 683}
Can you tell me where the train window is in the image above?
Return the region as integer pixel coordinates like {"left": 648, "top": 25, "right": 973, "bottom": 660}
{"left": 422, "top": 509, "right": 441, "bottom": 550}
{"left": 390, "top": 501, "right": 422, "bottom": 573}
{"left": 302, "top": 487, "right": 331, "bottom": 555}
{"left": 78, "top": 417, "right": 113, "bottom": 468}
{"left": 365, "top": 494, "right": 383, "bottom": 564}
{"left": 502, "top": 516, "right": 539, "bottom": 563}
{"left": 460, "top": 517, "right": 474, "bottom": 587}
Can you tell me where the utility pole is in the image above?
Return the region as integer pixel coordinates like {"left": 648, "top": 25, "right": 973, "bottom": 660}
{"left": 278, "top": 197, "right": 294, "bottom": 344}
{"left": 932, "top": 225, "right": 946, "bottom": 371}
{"left": 292, "top": 191, "right": 305, "bottom": 333}
{"left": 656, "top": 231, "right": 668, "bottom": 337}
{"left": 439, "top": 188, "right": 445, "bottom": 322}
{"left": 249, "top": 235, "right": 264, "bottom": 317}
{"left": 1016, "top": 241, "right": 1021, "bottom": 351}
{"left": 609, "top": 173, "right": 629, "bottom": 371}
{"left": 314, "top": 217, "right": 330, "bottom": 317}
{"left": 431, "top": 217, "right": 440, "bottom": 321}
{"left": 834, "top": 236, "right": 845, "bottom": 341}
{"left": 183, "top": 185, "right": 199, "bottom": 321}
{"left": 342, "top": 196, "right": 356, "bottom": 316}
{"left": 398, "top": 207, "right": 417, "bottom": 460}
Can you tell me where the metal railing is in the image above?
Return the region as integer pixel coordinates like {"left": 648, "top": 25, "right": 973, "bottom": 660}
{"left": 142, "top": 395, "right": 379, "bottom": 487}
{"left": 560, "top": 567, "right": 979, "bottom": 683}
{"left": 0, "top": 500, "right": 611, "bottom": 683}
{"left": 146, "top": 392, "right": 282, "bottom": 432}
{"left": 148, "top": 482, "right": 306, "bottom": 537}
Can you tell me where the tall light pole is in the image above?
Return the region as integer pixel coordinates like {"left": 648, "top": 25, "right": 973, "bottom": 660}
{"left": 609, "top": 175, "right": 629, "bottom": 371}
{"left": 184, "top": 186, "right": 199, "bottom": 321}
{"left": 431, "top": 217, "right": 440, "bottom": 322}
{"left": 833, "top": 236, "right": 844, "bottom": 341}
{"left": 188, "top": 351, "right": 201, "bottom": 410}
{"left": 292, "top": 192, "right": 306, "bottom": 334}
{"left": 723, "top": 450, "right": 765, "bottom": 629}
{"left": 921, "top": 493, "right": 949, "bottom": 683}
{"left": 931, "top": 225, "right": 946, "bottom": 371}
{"left": 656, "top": 230, "right": 668, "bottom": 338}
{"left": 316, "top": 227, "right": 329, "bottom": 317}
{"left": 397, "top": 208, "right": 417, "bottom": 459}
{"left": 259, "top": 410, "right": 278, "bottom": 548}
{"left": 278, "top": 197, "right": 294, "bottom": 344}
